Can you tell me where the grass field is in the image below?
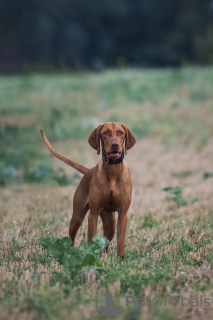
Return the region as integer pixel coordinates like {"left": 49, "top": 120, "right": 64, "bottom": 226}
{"left": 0, "top": 67, "right": 213, "bottom": 319}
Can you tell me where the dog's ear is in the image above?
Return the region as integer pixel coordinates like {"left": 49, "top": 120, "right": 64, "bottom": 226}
{"left": 88, "top": 124, "right": 104, "bottom": 154}
{"left": 121, "top": 124, "right": 136, "bottom": 155}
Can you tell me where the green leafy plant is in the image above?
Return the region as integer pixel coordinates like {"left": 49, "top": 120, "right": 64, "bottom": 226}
{"left": 52, "top": 168, "right": 81, "bottom": 186}
{"left": 40, "top": 235, "right": 109, "bottom": 280}
{"left": 203, "top": 172, "right": 213, "bottom": 179}
{"left": 142, "top": 212, "right": 159, "bottom": 229}
{"left": 52, "top": 168, "right": 71, "bottom": 186}
{"left": 24, "top": 164, "right": 50, "bottom": 183}
{"left": 171, "top": 170, "right": 192, "bottom": 178}
{"left": 162, "top": 186, "right": 188, "bottom": 209}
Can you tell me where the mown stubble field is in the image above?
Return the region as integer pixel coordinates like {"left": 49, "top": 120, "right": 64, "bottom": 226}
{"left": 0, "top": 67, "right": 213, "bottom": 319}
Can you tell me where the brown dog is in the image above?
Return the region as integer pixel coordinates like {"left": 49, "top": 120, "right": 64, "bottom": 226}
{"left": 41, "top": 122, "right": 136, "bottom": 260}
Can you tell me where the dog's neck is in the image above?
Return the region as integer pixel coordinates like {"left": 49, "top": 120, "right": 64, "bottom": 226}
{"left": 101, "top": 157, "right": 125, "bottom": 180}
{"left": 102, "top": 152, "right": 124, "bottom": 164}
{"left": 101, "top": 145, "right": 126, "bottom": 178}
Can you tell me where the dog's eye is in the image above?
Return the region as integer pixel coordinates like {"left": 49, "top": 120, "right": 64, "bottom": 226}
{"left": 118, "top": 131, "right": 124, "bottom": 135}
{"left": 104, "top": 130, "right": 109, "bottom": 135}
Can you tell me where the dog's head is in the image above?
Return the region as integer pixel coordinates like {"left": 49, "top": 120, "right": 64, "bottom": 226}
{"left": 88, "top": 122, "right": 136, "bottom": 159}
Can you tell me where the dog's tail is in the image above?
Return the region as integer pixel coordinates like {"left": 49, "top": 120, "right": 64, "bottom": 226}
{"left": 41, "top": 130, "right": 89, "bottom": 175}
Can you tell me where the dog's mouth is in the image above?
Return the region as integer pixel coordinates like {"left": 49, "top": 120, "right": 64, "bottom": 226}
{"left": 106, "top": 151, "right": 121, "bottom": 159}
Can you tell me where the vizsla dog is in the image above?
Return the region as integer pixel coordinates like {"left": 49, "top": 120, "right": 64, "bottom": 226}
{"left": 41, "top": 122, "right": 136, "bottom": 260}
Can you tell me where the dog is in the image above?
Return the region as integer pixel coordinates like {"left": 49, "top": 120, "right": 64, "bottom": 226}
{"left": 41, "top": 122, "right": 136, "bottom": 260}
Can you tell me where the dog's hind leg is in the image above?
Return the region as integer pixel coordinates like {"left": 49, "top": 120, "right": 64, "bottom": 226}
{"left": 69, "top": 184, "right": 89, "bottom": 246}
{"left": 69, "top": 203, "right": 89, "bottom": 246}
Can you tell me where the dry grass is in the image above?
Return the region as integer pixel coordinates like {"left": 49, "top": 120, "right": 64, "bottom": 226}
{"left": 1, "top": 136, "right": 213, "bottom": 319}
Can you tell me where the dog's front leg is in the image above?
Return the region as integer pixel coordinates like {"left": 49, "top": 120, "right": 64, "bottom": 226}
{"left": 117, "top": 212, "right": 128, "bottom": 261}
{"left": 87, "top": 209, "right": 101, "bottom": 244}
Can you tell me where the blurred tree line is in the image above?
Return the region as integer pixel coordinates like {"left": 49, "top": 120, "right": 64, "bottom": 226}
{"left": 0, "top": 0, "right": 213, "bottom": 73}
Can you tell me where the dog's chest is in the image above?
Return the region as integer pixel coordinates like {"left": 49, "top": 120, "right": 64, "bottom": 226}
{"left": 89, "top": 164, "right": 132, "bottom": 211}
{"left": 102, "top": 185, "right": 121, "bottom": 211}
{"left": 100, "top": 178, "right": 131, "bottom": 210}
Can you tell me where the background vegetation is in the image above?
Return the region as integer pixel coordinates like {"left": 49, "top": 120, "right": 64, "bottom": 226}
{"left": 1, "top": 0, "right": 213, "bottom": 73}
{"left": 0, "top": 67, "right": 213, "bottom": 319}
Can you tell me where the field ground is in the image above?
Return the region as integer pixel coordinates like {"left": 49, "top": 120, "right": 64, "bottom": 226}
{"left": 0, "top": 67, "right": 213, "bottom": 319}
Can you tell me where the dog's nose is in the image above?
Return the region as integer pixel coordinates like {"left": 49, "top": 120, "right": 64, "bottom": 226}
{"left": 111, "top": 140, "right": 119, "bottom": 149}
